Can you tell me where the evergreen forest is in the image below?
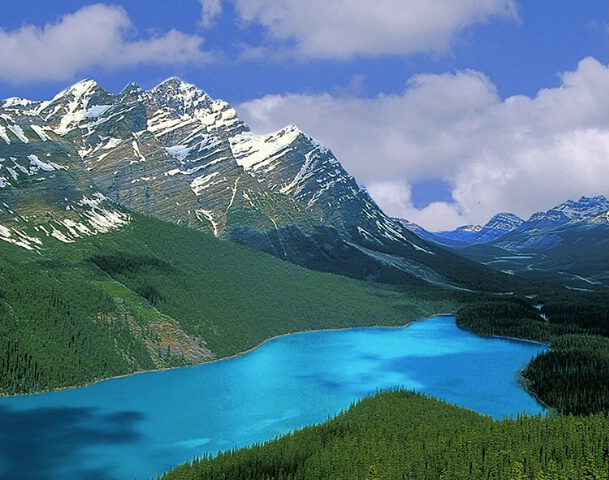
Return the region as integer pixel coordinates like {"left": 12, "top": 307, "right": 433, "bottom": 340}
{"left": 0, "top": 212, "right": 452, "bottom": 395}
{"left": 159, "top": 390, "right": 609, "bottom": 480}
{"left": 456, "top": 294, "right": 608, "bottom": 416}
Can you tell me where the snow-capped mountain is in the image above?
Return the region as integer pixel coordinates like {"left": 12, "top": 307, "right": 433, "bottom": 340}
{"left": 0, "top": 89, "right": 129, "bottom": 250}
{"left": 490, "top": 196, "right": 608, "bottom": 252}
{"left": 1, "top": 78, "right": 512, "bottom": 290}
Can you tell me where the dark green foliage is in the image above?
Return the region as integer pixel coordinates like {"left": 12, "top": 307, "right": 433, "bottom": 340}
{"left": 0, "top": 212, "right": 453, "bottom": 394}
{"left": 456, "top": 297, "right": 550, "bottom": 341}
{"left": 0, "top": 247, "right": 155, "bottom": 394}
{"left": 90, "top": 252, "right": 176, "bottom": 277}
{"left": 523, "top": 335, "right": 609, "bottom": 416}
{"left": 456, "top": 292, "right": 609, "bottom": 415}
{"left": 159, "top": 390, "right": 609, "bottom": 480}
{"left": 89, "top": 213, "right": 453, "bottom": 358}
{"left": 536, "top": 292, "right": 609, "bottom": 336}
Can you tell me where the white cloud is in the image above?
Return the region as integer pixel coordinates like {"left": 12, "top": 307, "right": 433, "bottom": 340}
{"left": 199, "top": 0, "right": 223, "bottom": 28}
{"left": 0, "top": 4, "right": 212, "bottom": 84}
{"left": 238, "top": 57, "right": 609, "bottom": 231}
{"left": 233, "top": 0, "right": 518, "bottom": 59}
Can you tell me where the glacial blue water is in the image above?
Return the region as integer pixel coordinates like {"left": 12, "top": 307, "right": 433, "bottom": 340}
{"left": 0, "top": 315, "right": 547, "bottom": 480}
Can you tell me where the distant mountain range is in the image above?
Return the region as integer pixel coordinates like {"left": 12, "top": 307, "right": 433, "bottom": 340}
{"left": 410, "top": 196, "right": 608, "bottom": 289}
{"left": 1, "top": 79, "right": 606, "bottom": 291}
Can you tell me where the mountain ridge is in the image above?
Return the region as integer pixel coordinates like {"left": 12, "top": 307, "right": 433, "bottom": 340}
{"left": 413, "top": 195, "right": 608, "bottom": 288}
{"left": 1, "top": 77, "right": 522, "bottom": 291}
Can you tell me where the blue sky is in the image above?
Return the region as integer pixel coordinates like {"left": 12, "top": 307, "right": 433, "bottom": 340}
{"left": 1, "top": 1, "right": 607, "bottom": 230}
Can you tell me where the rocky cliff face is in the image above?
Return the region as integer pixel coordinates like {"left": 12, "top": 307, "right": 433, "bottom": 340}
{"left": 1, "top": 78, "right": 516, "bottom": 289}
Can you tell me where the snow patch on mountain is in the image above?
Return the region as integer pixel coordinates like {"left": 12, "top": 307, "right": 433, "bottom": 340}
{"left": 166, "top": 145, "right": 191, "bottom": 161}
{"left": 7, "top": 124, "right": 29, "bottom": 143}
{"left": 231, "top": 125, "right": 303, "bottom": 171}
{"left": 30, "top": 124, "right": 51, "bottom": 141}
{"left": 0, "top": 223, "right": 43, "bottom": 250}
{"left": 84, "top": 105, "right": 112, "bottom": 118}
{"left": 0, "top": 126, "right": 10, "bottom": 144}
{"left": 190, "top": 172, "right": 221, "bottom": 195}
{"left": 28, "top": 154, "right": 67, "bottom": 172}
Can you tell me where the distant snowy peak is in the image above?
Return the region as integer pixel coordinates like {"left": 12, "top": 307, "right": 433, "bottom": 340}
{"left": 485, "top": 212, "right": 524, "bottom": 231}
{"left": 414, "top": 196, "right": 607, "bottom": 250}
{"left": 456, "top": 224, "right": 482, "bottom": 233}
{"left": 427, "top": 213, "right": 522, "bottom": 246}
{"left": 552, "top": 195, "right": 608, "bottom": 220}
{"left": 521, "top": 195, "right": 608, "bottom": 231}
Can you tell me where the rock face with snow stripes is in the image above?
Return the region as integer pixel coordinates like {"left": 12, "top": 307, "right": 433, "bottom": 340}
{"left": 0, "top": 78, "right": 515, "bottom": 289}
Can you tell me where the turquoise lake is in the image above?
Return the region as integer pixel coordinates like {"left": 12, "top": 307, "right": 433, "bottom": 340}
{"left": 0, "top": 315, "right": 547, "bottom": 479}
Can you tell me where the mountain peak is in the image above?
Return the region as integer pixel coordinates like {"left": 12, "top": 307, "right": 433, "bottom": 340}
{"left": 1, "top": 97, "right": 36, "bottom": 108}
{"left": 485, "top": 212, "right": 523, "bottom": 231}
{"left": 53, "top": 79, "right": 103, "bottom": 101}
{"left": 553, "top": 195, "right": 608, "bottom": 220}
{"left": 456, "top": 224, "right": 482, "bottom": 233}
{"left": 120, "top": 81, "right": 144, "bottom": 98}
{"left": 35, "top": 79, "right": 114, "bottom": 134}
{"left": 152, "top": 77, "right": 204, "bottom": 97}
{"left": 149, "top": 77, "right": 212, "bottom": 114}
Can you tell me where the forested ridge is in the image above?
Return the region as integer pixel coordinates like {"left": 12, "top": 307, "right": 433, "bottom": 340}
{"left": 159, "top": 390, "right": 609, "bottom": 480}
{"left": 0, "top": 247, "right": 155, "bottom": 394}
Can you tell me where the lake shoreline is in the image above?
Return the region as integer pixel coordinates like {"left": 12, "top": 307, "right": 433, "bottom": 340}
{"left": 1, "top": 312, "right": 548, "bottom": 404}
{"left": 0, "top": 314, "right": 450, "bottom": 398}
{"left": 0, "top": 313, "right": 550, "bottom": 480}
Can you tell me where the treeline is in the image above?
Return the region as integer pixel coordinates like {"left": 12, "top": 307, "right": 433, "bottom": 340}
{"left": 456, "top": 292, "right": 609, "bottom": 415}
{"left": 159, "top": 389, "right": 609, "bottom": 480}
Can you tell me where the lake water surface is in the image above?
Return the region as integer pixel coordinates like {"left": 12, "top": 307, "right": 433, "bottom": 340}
{"left": 0, "top": 315, "right": 546, "bottom": 479}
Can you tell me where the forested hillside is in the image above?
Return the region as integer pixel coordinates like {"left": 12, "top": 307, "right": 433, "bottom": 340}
{"left": 0, "top": 212, "right": 454, "bottom": 395}
{"left": 159, "top": 389, "right": 609, "bottom": 480}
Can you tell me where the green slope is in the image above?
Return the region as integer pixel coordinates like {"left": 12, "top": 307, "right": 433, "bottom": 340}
{"left": 0, "top": 212, "right": 454, "bottom": 395}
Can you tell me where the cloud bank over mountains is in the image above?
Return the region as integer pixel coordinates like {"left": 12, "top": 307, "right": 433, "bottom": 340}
{"left": 1, "top": 1, "right": 606, "bottom": 231}
{"left": 231, "top": 0, "right": 518, "bottom": 59}
{"left": 238, "top": 57, "right": 608, "bottom": 230}
{"left": 1, "top": 1, "right": 519, "bottom": 84}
